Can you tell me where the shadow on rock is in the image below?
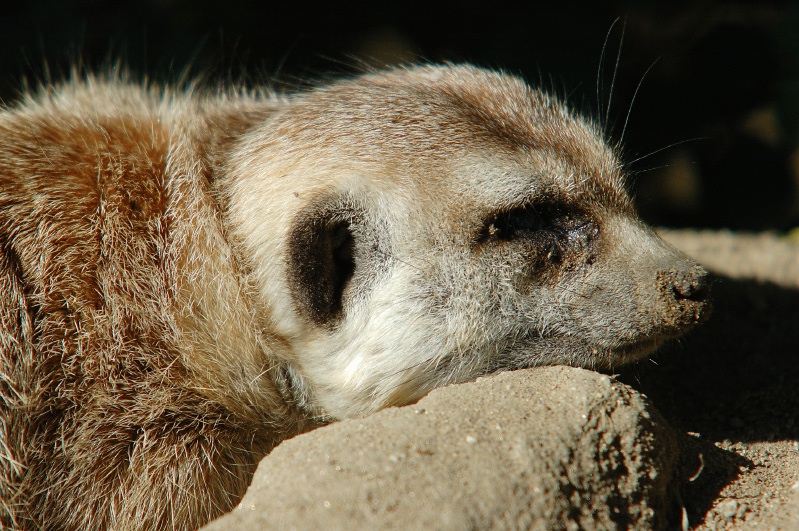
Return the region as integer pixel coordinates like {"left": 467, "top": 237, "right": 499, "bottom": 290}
{"left": 619, "top": 274, "right": 799, "bottom": 523}
{"left": 619, "top": 275, "right": 799, "bottom": 442}
{"left": 676, "top": 433, "right": 752, "bottom": 525}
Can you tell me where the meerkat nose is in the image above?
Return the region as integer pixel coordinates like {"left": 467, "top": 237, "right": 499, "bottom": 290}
{"left": 670, "top": 265, "right": 712, "bottom": 303}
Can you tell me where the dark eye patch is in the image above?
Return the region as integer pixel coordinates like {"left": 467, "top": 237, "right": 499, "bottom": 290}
{"left": 479, "top": 201, "right": 593, "bottom": 247}
{"left": 483, "top": 204, "right": 543, "bottom": 241}
{"left": 287, "top": 202, "right": 358, "bottom": 327}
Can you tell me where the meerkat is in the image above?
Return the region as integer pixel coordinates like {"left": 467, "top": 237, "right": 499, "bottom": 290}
{"left": 0, "top": 64, "right": 710, "bottom": 530}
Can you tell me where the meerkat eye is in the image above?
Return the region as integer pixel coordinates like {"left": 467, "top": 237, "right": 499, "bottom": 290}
{"left": 484, "top": 204, "right": 543, "bottom": 240}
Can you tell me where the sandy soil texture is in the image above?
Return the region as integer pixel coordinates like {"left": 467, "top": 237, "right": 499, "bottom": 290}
{"left": 624, "top": 230, "right": 799, "bottom": 529}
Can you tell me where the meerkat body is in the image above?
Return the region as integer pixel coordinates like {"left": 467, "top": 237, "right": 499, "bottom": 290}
{"left": 0, "top": 65, "right": 710, "bottom": 530}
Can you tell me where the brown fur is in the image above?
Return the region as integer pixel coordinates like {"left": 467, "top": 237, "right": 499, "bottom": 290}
{"left": 0, "top": 80, "right": 305, "bottom": 530}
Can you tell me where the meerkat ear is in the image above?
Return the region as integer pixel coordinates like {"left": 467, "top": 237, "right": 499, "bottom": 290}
{"left": 287, "top": 206, "right": 356, "bottom": 327}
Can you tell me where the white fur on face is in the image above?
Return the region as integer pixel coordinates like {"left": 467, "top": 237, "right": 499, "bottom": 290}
{"left": 223, "top": 65, "right": 708, "bottom": 419}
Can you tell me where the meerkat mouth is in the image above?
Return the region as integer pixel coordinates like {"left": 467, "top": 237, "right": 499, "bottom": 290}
{"left": 609, "top": 337, "right": 666, "bottom": 366}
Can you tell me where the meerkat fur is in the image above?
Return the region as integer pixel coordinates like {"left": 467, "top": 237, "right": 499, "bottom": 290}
{"left": 0, "top": 64, "right": 710, "bottom": 530}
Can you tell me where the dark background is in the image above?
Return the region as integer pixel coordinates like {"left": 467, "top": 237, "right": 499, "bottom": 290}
{"left": 2, "top": 0, "right": 798, "bottom": 231}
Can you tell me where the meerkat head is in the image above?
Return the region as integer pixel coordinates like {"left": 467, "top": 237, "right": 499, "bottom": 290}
{"left": 224, "top": 64, "right": 711, "bottom": 419}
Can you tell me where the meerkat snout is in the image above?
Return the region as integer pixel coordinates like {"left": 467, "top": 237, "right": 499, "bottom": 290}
{"left": 668, "top": 265, "right": 712, "bottom": 303}
{"left": 656, "top": 263, "right": 713, "bottom": 329}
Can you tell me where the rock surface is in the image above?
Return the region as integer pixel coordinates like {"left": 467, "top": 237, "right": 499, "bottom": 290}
{"left": 203, "top": 366, "right": 681, "bottom": 530}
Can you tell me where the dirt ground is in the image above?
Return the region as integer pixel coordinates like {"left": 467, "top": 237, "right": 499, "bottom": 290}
{"left": 618, "top": 230, "right": 799, "bottom": 530}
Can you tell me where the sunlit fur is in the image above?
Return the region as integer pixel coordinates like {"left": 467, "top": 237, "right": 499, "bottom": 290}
{"left": 0, "top": 64, "right": 709, "bottom": 530}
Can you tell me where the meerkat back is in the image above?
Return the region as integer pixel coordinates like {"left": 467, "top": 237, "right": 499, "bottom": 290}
{"left": 0, "top": 80, "right": 296, "bottom": 530}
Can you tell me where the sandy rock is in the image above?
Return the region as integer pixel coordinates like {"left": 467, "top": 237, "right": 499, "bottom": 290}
{"left": 203, "top": 366, "right": 681, "bottom": 530}
{"left": 638, "top": 230, "right": 799, "bottom": 530}
{"left": 756, "top": 481, "right": 799, "bottom": 530}
{"left": 660, "top": 229, "right": 799, "bottom": 289}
